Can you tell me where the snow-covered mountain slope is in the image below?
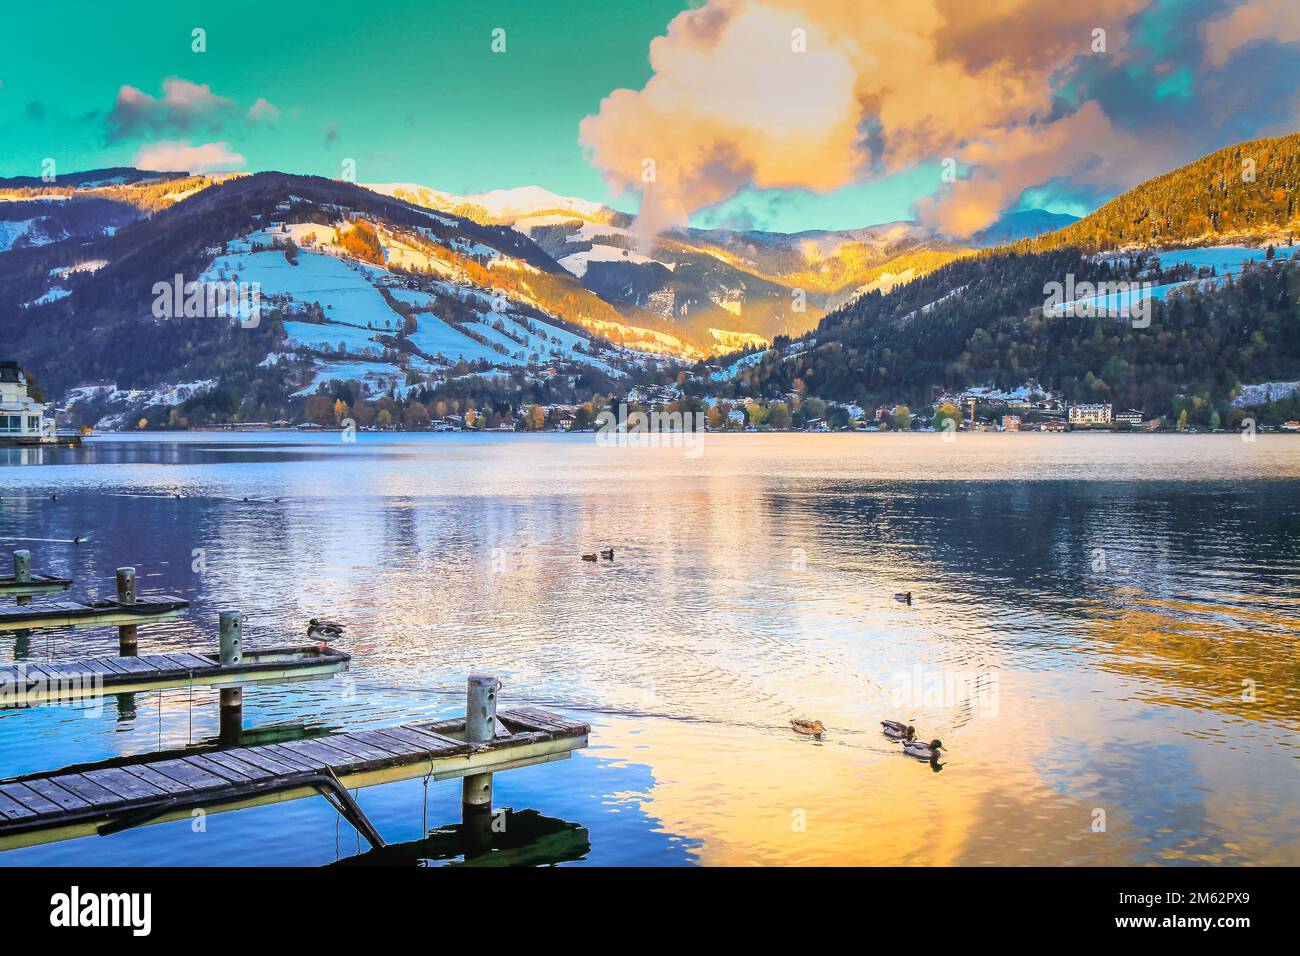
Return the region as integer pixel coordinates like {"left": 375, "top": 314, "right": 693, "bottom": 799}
{"left": 0, "top": 169, "right": 230, "bottom": 256}
{"left": 203, "top": 222, "right": 632, "bottom": 397}
{"left": 0, "top": 172, "right": 701, "bottom": 423}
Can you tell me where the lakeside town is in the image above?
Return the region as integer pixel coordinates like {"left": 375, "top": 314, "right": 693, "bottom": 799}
{"left": 9, "top": 359, "right": 1299, "bottom": 442}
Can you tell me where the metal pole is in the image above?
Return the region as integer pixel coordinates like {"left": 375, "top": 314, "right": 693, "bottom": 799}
{"left": 13, "top": 551, "right": 31, "bottom": 606}
{"left": 116, "top": 567, "right": 137, "bottom": 655}
{"left": 462, "top": 673, "right": 499, "bottom": 812}
{"left": 218, "top": 610, "right": 243, "bottom": 742}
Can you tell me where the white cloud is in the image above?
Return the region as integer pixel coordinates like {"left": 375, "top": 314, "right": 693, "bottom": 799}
{"left": 133, "top": 140, "right": 246, "bottom": 173}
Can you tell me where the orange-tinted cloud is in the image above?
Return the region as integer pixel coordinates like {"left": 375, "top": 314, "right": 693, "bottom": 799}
{"left": 133, "top": 140, "right": 246, "bottom": 173}
{"left": 581, "top": 0, "right": 1162, "bottom": 239}
{"left": 1203, "top": 0, "right": 1300, "bottom": 68}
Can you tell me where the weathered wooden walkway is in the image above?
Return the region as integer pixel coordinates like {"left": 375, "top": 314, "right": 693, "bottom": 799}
{"left": 0, "top": 707, "right": 588, "bottom": 850}
{"left": 0, "top": 595, "right": 188, "bottom": 632}
{"left": 0, "top": 644, "right": 350, "bottom": 706}
{"left": 0, "top": 573, "right": 71, "bottom": 600}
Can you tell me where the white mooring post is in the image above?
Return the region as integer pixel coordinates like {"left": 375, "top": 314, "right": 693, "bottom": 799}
{"left": 218, "top": 610, "right": 243, "bottom": 741}
{"left": 462, "top": 673, "right": 500, "bottom": 815}
{"left": 13, "top": 550, "right": 31, "bottom": 606}
{"left": 115, "top": 566, "right": 137, "bottom": 655}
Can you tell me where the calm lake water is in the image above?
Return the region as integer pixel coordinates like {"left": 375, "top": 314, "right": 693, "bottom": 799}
{"left": 1, "top": 432, "right": 1297, "bottom": 866}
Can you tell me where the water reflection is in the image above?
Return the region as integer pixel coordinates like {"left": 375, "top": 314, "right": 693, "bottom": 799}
{"left": 1, "top": 433, "right": 1297, "bottom": 866}
{"left": 331, "top": 808, "right": 590, "bottom": 867}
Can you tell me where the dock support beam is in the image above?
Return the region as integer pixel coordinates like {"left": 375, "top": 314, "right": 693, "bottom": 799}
{"left": 218, "top": 610, "right": 243, "bottom": 743}
{"left": 116, "top": 567, "right": 137, "bottom": 655}
{"left": 13, "top": 551, "right": 31, "bottom": 606}
{"left": 462, "top": 674, "right": 500, "bottom": 815}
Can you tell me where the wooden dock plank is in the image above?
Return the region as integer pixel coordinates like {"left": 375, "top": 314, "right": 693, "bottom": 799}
{"left": 383, "top": 725, "right": 470, "bottom": 753}
{"left": 23, "top": 779, "right": 91, "bottom": 811}
{"left": 314, "top": 734, "right": 396, "bottom": 764}
{"left": 260, "top": 744, "right": 320, "bottom": 773}
{"left": 82, "top": 768, "right": 167, "bottom": 801}
{"left": 0, "top": 783, "right": 62, "bottom": 816}
{"left": 50, "top": 774, "right": 127, "bottom": 809}
{"left": 200, "top": 750, "right": 275, "bottom": 782}
{"left": 346, "top": 730, "right": 419, "bottom": 758}
{"left": 106, "top": 656, "right": 159, "bottom": 674}
{"left": 279, "top": 738, "right": 364, "bottom": 769}
{"left": 180, "top": 754, "right": 253, "bottom": 785}
{"left": 121, "top": 764, "right": 194, "bottom": 796}
{"left": 0, "top": 790, "right": 35, "bottom": 820}
{"left": 223, "top": 748, "right": 301, "bottom": 777}
{"left": 146, "top": 759, "right": 228, "bottom": 791}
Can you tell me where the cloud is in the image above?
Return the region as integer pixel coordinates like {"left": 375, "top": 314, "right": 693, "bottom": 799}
{"left": 323, "top": 122, "right": 339, "bottom": 147}
{"left": 133, "top": 140, "right": 246, "bottom": 173}
{"left": 1203, "top": 0, "right": 1300, "bottom": 68}
{"left": 247, "top": 97, "right": 281, "bottom": 124}
{"left": 580, "top": 0, "right": 1298, "bottom": 239}
{"left": 107, "top": 78, "right": 236, "bottom": 141}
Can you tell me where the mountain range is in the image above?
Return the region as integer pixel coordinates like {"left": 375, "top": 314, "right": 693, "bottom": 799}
{"left": 1, "top": 132, "right": 1296, "bottom": 428}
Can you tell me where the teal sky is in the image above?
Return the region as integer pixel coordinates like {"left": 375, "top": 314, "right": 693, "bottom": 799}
{"left": 0, "top": 0, "right": 937, "bottom": 232}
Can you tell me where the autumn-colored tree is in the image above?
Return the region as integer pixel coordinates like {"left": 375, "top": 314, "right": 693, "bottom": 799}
{"left": 405, "top": 401, "right": 431, "bottom": 429}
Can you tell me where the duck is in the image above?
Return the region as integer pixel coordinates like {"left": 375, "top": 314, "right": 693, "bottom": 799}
{"left": 894, "top": 591, "right": 912, "bottom": 605}
{"left": 581, "top": 553, "right": 598, "bottom": 562}
{"left": 789, "top": 718, "right": 826, "bottom": 737}
{"left": 600, "top": 548, "right": 614, "bottom": 561}
{"left": 903, "top": 738, "right": 944, "bottom": 760}
{"left": 881, "top": 719, "right": 916, "bottom": 740}
{"left": 307, "top": 618, "right": 345, "bottom": 641}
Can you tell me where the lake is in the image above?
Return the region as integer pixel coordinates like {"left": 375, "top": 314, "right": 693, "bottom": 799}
{"left": 1, "top": 432, "right": 1297, "bottom": 866}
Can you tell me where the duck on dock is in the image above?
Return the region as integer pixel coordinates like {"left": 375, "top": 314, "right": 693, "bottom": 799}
{"left": 881, "top": 719, "right": 916, "bottom": 740}
{"left": 600, "top": 548, "right": 614, "bottom": 561}
{"left": 903, "top": 738, "right": 944, "bottom": 761}
{"left": 581, "top": 553, "right": 598, "bottom": 562}
{"left": 894, "top": 591, "right": 912, "bottom": 605}
{"left": 307, "top": 618, "right": 345, "bottom": 642}
{"left": 790, "top": 718, "right": 826, "bottom": 738}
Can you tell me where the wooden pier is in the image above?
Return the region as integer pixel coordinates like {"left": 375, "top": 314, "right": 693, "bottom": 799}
{"left": 1, "top": 551, "right": 71, "bottom": 603}
{"left": 0, "top": 705, "right": 589, "bottom": 851}
{"left": 0, "top": 644, "right": 350, "bottom": 706}
{"left": 0, "top": 594, "right": 188, "bottom": 632}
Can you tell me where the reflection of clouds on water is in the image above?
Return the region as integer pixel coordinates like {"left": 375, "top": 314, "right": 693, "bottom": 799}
{"left": 1044, "top": 740, "right": 1218, "bottom": 864}
{"left": 0, "top": 434, "right": 1297, "bottom": 865}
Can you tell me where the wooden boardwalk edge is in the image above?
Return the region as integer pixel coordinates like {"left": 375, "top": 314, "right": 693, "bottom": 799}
{"left": 0, "top": 707, "right": 590, "bottom": 850}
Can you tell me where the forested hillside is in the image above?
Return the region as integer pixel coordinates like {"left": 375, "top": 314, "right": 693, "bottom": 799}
{"left": 1017, "top": 133, "right": 1299, "bottom": 253}
{"left": 717, "top": 248, "right": 1300, "bottom": 427}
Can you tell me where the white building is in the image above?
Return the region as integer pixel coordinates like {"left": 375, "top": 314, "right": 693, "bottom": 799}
{"left": 0, "top": 361, "right": 53, "bottom": 444}
{"left": 1068, "top": 403, "right": 1113, "bottom": 426}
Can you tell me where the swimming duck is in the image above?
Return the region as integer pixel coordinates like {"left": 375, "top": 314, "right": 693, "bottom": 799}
{"left": 894, "top": 592, "right": 912, "bottom": 605}
{"left": 903, "top": 738, "right": 944, "bottom": 760}
{"left": 790, "top": 718, "right": 826, "bottom": 737}
{"left": 881, "top": 719, "right": 916, "bottom": 740}
{"left": 307, "top": 618, "right": 345, "bottom": 641}
{"left": 600, "top": 548, "right": 614, "bottom": 561}
{"left": 581, "top": 553, "right": 598, "bottom": 562}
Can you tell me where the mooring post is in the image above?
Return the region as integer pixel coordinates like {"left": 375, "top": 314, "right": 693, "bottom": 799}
{"left": 218, "top": 610, "right": 243, "bottom": 742}
{"left": 462, "top": 673, "right": 500, "bottom": 813}
{"left": 13, "top": 550, "right": 32, "bottom": 606}
{"left": 115, "top": 566, "right": 137, "bottom": 655}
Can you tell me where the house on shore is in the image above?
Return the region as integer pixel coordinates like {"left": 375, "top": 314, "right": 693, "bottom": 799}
{"left": 1068, "top": 403, "right": 1113, "bottom": 426}
{"left": 0, "top": 361, "right": 54, "bottom": 445}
